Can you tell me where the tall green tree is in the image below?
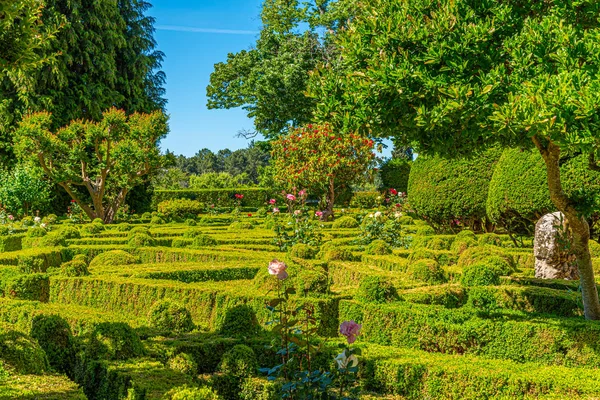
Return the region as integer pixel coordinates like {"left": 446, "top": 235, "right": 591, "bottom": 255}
{"left": 310, "top": 0, "right": 600, "bottom": 319}
{"left": 14, "top": 108, "right": 168, "bottom": 223}
{"left": 206, "top": 0, "right": 356, "bottom": 139}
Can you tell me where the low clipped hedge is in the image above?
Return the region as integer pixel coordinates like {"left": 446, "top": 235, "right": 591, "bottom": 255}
{"left": 152, "top": 188, "right": 273, "bottom": 209}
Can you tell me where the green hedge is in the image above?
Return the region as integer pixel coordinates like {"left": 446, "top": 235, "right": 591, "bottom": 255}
{"left": 379, "top": 158, "right": 411, "bottom": 193}
{"left": 152, "top": 188, "right": 273, "bottom": 209}
{"left": 137, "top": 267, "right": 259, "bottom": 283}
{"left": 0, "top": 234, "right": 23, "bottom": 252}
{"left": 407, "top": 148, "right": 502, "bottom": 231}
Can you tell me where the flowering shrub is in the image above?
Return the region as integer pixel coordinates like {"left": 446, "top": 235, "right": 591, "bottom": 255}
{"left": 356, "top": 189, "right": 412, "bottom": 248}
{"left": 271, "top": 191, "right": 323, "bottom": 251}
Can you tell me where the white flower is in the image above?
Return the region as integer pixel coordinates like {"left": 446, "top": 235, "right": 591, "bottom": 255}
{"left": 34, "top": 217, "right": 41, "bottom": 223}
{"left": 335, "top": 352, "right": 358, "bottom": 369}
{"left": 368, "top": 213, "right": 374, "bottom": 218}
{"left": 374, "top": 211, "right": 382, "bottom": 218}
{"left": 294, "top": 210, "right": 302, "bottom": 216}
{"left": 394, "top": 212, "right": 403, "bottom": 219}
{"left": 40, "top": 223, "right": 47, "bottom": 229}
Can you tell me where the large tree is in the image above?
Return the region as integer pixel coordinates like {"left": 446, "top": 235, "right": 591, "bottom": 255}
{"left": 310, "top": 0, "right": 600, "bottom": 319}
{"left": 14, "top": 108, "right": 168, "bottom": 223}
{"left": 206, "top": 0, "right": 356, "bottom": 139}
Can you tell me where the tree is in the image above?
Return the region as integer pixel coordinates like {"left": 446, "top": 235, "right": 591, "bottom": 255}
{"left": 14, "top": 108, "right": 168, "bottom": 223}
{"left": 0, "top": 0, "right": 165, "bottom": 162}
{"left": 206, "top": 0, "right": 356, "bottom": 139}
{"left": 271, "top": 124, "right": 375, "bottom": 220}
{"left": 310, "top": 0, "right": 600, "bottom": 319}
{"left": 0, "top": 165, "right": 52, "bottom": 216}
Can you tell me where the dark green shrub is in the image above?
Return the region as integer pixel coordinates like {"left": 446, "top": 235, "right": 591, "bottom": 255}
{"left": 407, "top": 148, "right": 502, "bottom": 230}
{"left": 128, "top": 232, "right": 156, "bottom": 247}
{"left": 218, "top": 305, "right": 260, "bottom": 337}
{"left": 0, "top": 330, "right": 48, "bottom": 374}
{"left": 218, "top": 344, "right": 258, "bottom": 377}
{"left": 240, "top": 378, "right": 279, "bottom": 400}
{"left": 17, "top": 254, "right": 46, "bottom": 273}
{"left": 461, "top": 263, "right": 501, "bottom": 286}
{"left": 30, "top": 314, "right": 76, "bottom": 376}
{"left": 4, "top": 273, "right": 49, "bottom": 301}
{"left": 153, "top": 188, "right": 271, "bottom": 208}
{"left": 89, "top": 250, "right": 140, "bottom": 268}
{"left": 158, "top": 199, "right": 204, "bottom": 219}
{"left": 332, "top": 216, "right": 359, "bottom": 229}
{"left": 296, "top": 269, "right": 328, "bottom": 295}
{"left": 192, "top": 234, "right": 218, "bottom": 248}
{"left": 58, "top": 226, "right": 81, "bottom": 239}
{"left": 350, "top": 191, "right": 381, "bottom": 208}
{"left": 289, "top": 243, "right": 318, "bottom": 259}
{"left": 356, "top": 276, "right": 398, "bottom": 303}
{"left": 148, "top": 300, "right": 195, "bottom": 333}
{"left": 478, "top": 233, "right": 502, "bottom": 247}
{"left": 165, "top": 386, "right": 220, "bottom": 400}
{"left": 379, "top": 158, "right": 411, "bottom": 194}
{"left": 61, "top": 254, "right": 90, "bottom": 277}
{"left": 466, "top": 286, "right": 502, "bottom": 314}
{"left": 87, "top": 322, "right": 145, "bottom": 360}
{"left": 457, "top": 246, "right": 515, "bottom": 275}
{"left": 408, "top": 259, "right": 447, "bottom": 284}
{"left": 168, "top": 353, "right": 198, "bottom": 377}
{"left": 0, "top": 234, "right": 22, "bottom": 252}
{"left": 365, "top": 239, "right": 392, "bottom": 255}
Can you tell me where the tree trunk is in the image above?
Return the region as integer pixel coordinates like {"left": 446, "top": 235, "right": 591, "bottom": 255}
{"left": 534, "top": 137, "right": 600, "bottom": 320}
{"left": 320, "top": 179, "right": 335, "bottom": 221}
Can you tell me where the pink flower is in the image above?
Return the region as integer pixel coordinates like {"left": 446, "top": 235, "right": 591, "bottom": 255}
{"left": 315, "top": 211, "right": 323, "bottom": 217}
{"left": 286, "top": 194, "right": 296, "bottom": 201}
{"left": 7, "top": 215, "right": 13, "bottom": 221}
{"left": 298, "top": 190, "right": 306, "bottom": 196}
{"left": 268, "top": 259, "right": 288, "bottom": 280}
{"left": 273, "top": 208, "right": 280, "bottom": 213}
{"left": 390, "top": 188, "right": 398, "bottom": 196}
{"left": 269, "top": 199, "right": 276, "bottom": 205}
{"left": 339, "top": 320, "right": 361, "bottom": 344}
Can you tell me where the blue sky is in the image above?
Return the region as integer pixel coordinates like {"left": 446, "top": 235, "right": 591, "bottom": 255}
{"left": 150, "top": 0, "right": 264, "bottom": 156}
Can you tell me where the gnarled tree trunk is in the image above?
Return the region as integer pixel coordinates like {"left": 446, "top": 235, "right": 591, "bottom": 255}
{"left": 320, "top": 178, "right": 336, "bottom": 221}
{"left": 534, "top": 136, "right": 600, "bottom": 320}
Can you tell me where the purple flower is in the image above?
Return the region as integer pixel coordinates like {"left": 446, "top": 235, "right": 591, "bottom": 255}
{"left": 339, "top": 320, "right": 361, "bottom": 344}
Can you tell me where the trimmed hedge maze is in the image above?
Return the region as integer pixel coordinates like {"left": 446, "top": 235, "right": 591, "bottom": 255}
{"left": 2, "top": 214, "right": 600, "bottom": 399}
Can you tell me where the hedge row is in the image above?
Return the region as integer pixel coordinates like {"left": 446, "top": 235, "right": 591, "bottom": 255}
{"left": 152, "top": 188, "right": 274, "bottom": 208}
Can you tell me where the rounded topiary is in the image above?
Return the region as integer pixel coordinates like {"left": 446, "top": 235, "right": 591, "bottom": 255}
{"left": 322, "top": 248, "right": 354, "bottom": 262}
{"left": 191, "top": 234, "right": 218, "bottom": 248}
{"left": 42, "top": 214, "right": 58, "bottom": 225}
{"left": 407, "top": 148, "right": 502, "bottom": 229}
{"left": 415, "top": 225, "right": 436, "bottom": 236}
{"left": 289, "top": 243, "right": 318, "bottom": 259}
{"left": 81, "top": 223, "right": 104, "bottom": 235}
{"left": 185, "top": 219, "right": 197, "bottom": 226}
{"left": 218, "top": 345, "right": 258, "bottom": 378}
{"left": 27, "top": 226, "right": 47, "bottom": 237}
{"left": 168, "top": 353, "right": 198, "bottom": 376}
{"left": 30, "top": 314, "right": 75, "bottom": 375}
{"left": 461, "top": 263, "right": 501, "bottom": 286}
{"left": 21, "top": 216, "right": 34, "bottom": 227}
{"left": 58, "top": 226, "right": 81, "bottom": 240}
{"left": 457, "top": 230, "right": 476, "bottom": 239}
{"left": 332, "top": 216, "right": 359, "bottom": 229}
{"left": 165, "top": 386, "right": 220, "bottom": 400}
{"left": 151, "top": 216, "right": 165, "bottom": 225}
{"left": 128, "top": 226, "right": 150, "bottom": 237}
{"left": 365, "top": 239, "right": 392, "bottom": 255}
{"left": 218, "top": 305, "right": 260, "bottom": 337}
{"left": 477, "top": 233, "right": 502, "bottom": 247}
{"left": 457, "top": 246, "right": 515, "bottom": 275}
{"left": 380, "top": 158, "right": 411, "bottom": 194}
{"left": 116, "top": 223, "right": 131, "bottom": 231}
{"left": 172, "top": 238, "right": 191, "bottom": 248}
{"left": 296, "top": 269, "right": 328, "bottom": 295}
{"left": 87, "top": 322, "right": 145, "bottom": 360}
{"left": 356, "top": 276, "right": 398, "bottom": 303}
{"left": 425, "top": 237, "right": 450, "bottom": 251}
{"left": 0, "top": 330, "right": 48, "bottom": 374}
{"left": 466, "top": 286, "right": 501, "bottom": 313}
{"left": 183, "top": 229, "right": 203, "bottom": 239}
{"left": 61, "top": 254, "right": 90, "bottom": 277}
{"left": 128, "top": 233, "right": 156, "bottom": 247}
{"left": 92, "top": 218, "right": 104, "bottom": 225}
{"left": 89, "top": 250, "right": 140, "bottom": 268}
{"left": 450, "top": 237, "right": 477, "bottom": 255}
{"left": 408, "top": 259, "right": 447, "bottom": 284}
{"left": 148, "top": 301, "right": 195, "bottom": 333}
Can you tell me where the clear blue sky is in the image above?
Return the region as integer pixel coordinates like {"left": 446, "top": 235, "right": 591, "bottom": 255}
{"left": 150, "top": 0, "right": 264, "bottom": 156}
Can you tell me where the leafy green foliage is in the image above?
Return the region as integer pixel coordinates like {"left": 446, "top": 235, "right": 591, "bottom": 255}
{"left": 30, "top": 314, "right": 75, "bottom": 376}
{"left": 379, "top": 158, "right": 411, "bottom": 193}
{"left": 218, "top": 305, "right": 260, "bottom": 338}
{"left": 0, "top": 165, "right": 52, "bottom": 216}
{"left": 0, "top": 329, "right": 49, "bottom": 374}
{"left": 356, "top": 276, "right": 398, "bottom": 303}
{"left": 147, "top": 300, "right": 195, "bottom": 333}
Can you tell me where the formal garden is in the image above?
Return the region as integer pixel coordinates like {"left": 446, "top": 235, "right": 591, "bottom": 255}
{"left": 4, "top": 0, "right": 600, "bottom": 399}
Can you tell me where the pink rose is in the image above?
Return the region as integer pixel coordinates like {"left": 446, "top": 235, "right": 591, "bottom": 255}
{"left": 298, "top": 190, "right": 306, "bottom": 196}
{"left": 286, "top": 194, "right": 296, "bottom": 201}
{"left": 269, "top": 199, "right": 276, "bottom": 204}
{"left": 273, "top": 208, "right": 280, "bottom": 213}
{"left": 7, "top": 215, "right": 13, "bottom": 221}
{"left": 339, "top": 320, "right": 361, "bottom": 344}
{"left": 315, "top": 211, "right": 323, "bottom": 217}
{"left": 268, "top": 259, "right": 288, "bottom": 280}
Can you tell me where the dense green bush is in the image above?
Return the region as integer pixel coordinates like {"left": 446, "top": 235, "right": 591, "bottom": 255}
{"left": 0, "top": 234, "right": 23, "bottom": 252}
{"left": 214, "top": 345, "right": 258, "bottom": 399}
{"left": 87, "top": 322, "right": 145, "bottom": 360}
{"left": 30, "top": 314, "right": 76, "bottom": 376}
{"left": 407, "top": 148, "right": 502, "bottom": 230}
{"left": 192, "top": 235, "right": 218, "bottom": 248}
{"left": 59, "top": 226, "right": 81, "bottom": 239}
{"left": 128, "top": 232, "right": 156, "bottom": 247}
{"left": 296, "top": 268, "right": 329, "bottom": 295}
{"left": 457, "top": 246, "right": 515, "bottom": 275}
{"left": 158, "top": 199, "right": 203, "bottom": 219}
{"left": 27, "top": 226, "right": 47, "bottom": 237}
{"left": 356, "top": 276, "right": 398, "bottom": 303}
{"left": 151, "top": 216, "right": 166, "bottom": 225}
{"left": 321, "top": 248, "right": 355, "bottom": 262}
{"left": 461, "top": 263, "right": 501, "bottom": 286}
{"left": 379, "top": 158, "right": 411, "bottom": 193}
{"left": 81, "top": 223, "right": 104, "bottom": 235}
{"left": 89, "top": 250, "right": 140, "bottom": 268}
{"left": 3, "top": 273, "right": 49, "bottom": 301}
{"left": 153, "top": 188, "right": 272, "bottom": 208}
{"left": 165, "top": 386, "right": 221, "bottom": 400}
{"left": 332, "top": 216, "right": 359, "bottom": 229}
{"left": 147, "top": 300, "right": 195, "bottom": 333}
{"left": 61, "top": 256, "right": 90, "bottom": 277}
{"left": 218, "top": 305, "right": 260, "bottom": 337}
{"left": 0, "top": 330, "right": 49, "bottom": 374}
{"left": 365, "top": 239, "right": 393, "bottom": 255}
{"left": 350, "top": 191, "right": 381, "bottom": 209}
{"left": 408, "top": 259, "right": 447, "bottom": 284}
{"left": 128, "top": 226, "right": 150, "bottom": 237}
{"left": 477, "top": 233, "right": 502, "bottom": 247}
{"left": 228, "top": 221, "right": 254, "bottom": 230}
{"left": 168, "top": 353, "right": 198, "bottom": 377}
{"left": 289, "top": 243, "right": 317, "bottom": 259}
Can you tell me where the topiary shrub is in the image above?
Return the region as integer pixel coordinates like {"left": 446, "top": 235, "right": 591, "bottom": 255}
{"left": 296, "top": 269, "right": 328, "bottom": 295}
{"left": 147, "top": 300, "right": 195, "bottom": 333}
{"left": 218, "top": 345, "right": 258, "bottom": 378}
{"left": 356, "top": 276, "right": 398, "bottom": 303}
{"left": 185, "top": 219, "right": 197, "bottom": 226}
{"left": 218, "top": 305, "right": 260, "bottom": 337}
{"left": 425, "top": 237, "right": 450, "bottom": 251}
{"left": 466, "top": 286, "right": 502, "bottom": 314}
{"left": 461, "top": 263, "right": 501, "bottom": 286}
{"left": 191, "top": 234, "right": 218, "bottom": 248}
{"left": 158, "top": 199, "right": 204, "bottom": 220}
{"left": 128, "top": 226, "right": 150, "bottom": 237}
{"left": 477, "top": 233, "right": 502, "bottom": 247}
{"left": 407, "top": 148, "right": 502, "bottom": 230}
{"left": 89, "top": 250, "right": 140, "bottom": 268}
{"left": 365, "top": 239, "right": 392, "bottom": 255}
{"left": 168, "top": 353, "right": 198, "bottom": 377}
{"left": 4, "top": 273, "right": 49, "bottom": 301}
{"left": 172, "top": 238, "right": 191, "bottom": 248}
{"left": 42, "top": 214, "right": 58, "bottom": 225}
{"left": 415, "top": 225, "right": 436, "bottom": 236}
{"left": 0, "top": 330, "right": 48, "bottom": 374}
{"left": 289, "top": 243, "right": 318, "bottom": 259}
{"left": 228, "top": 221, "right": 254, "bottom": 230}
{"left": 450, "top": 237, "right": 478, "bottom": 255}
{"left": 81, "top": 223, "right": 104, "bottom": 235}
{"left": 128, "top": 232, "right": 156, "bottom": 247}
{"left": 379, "top": 158, "right": 411, "bottom": 194}
{"left": 27, "top": 226, "right": 47, "bottom": 237}
{"left": 61, "top": 254, "right": 90, "bottom": 277}
{"left": 183, "top": 229, "right": 203, "bottom": 239}
{"left": 58, "top": 226, "right": 81, "bottom": 240}
{"left": 116, "top": 223, "right": 131, "bottom": 231}
{"left": 86, "top": 322, "right": 145, "bottom": 360}
{"left": 165, "top": 386, "right": 221, "bottom": 400}
{"left": 332, "top": 216, "right": 359, "bottom": 229}
{"left": 322, "top": 248, "right": 355, "bottom": 262}
{"left": 151, "top": 216, "right": 165, "bottom": 225}
{"left": 457, "top": 246, "right": 515, "bottom": 275}
{"left": 349, "top": 191, "right": 381, "bottom": 209}
{"left": 30, "top": 314, "right": 76, "bottom": 376}
{"left": 408, "top": 259, "right": 447, "bottom": 284}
